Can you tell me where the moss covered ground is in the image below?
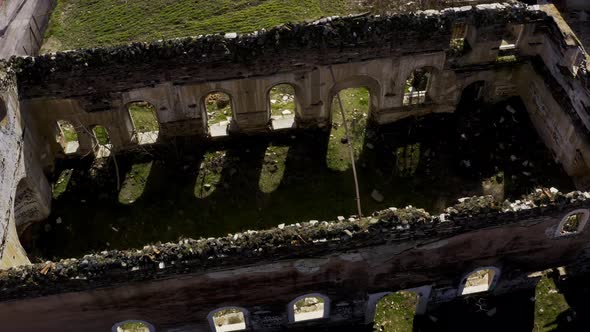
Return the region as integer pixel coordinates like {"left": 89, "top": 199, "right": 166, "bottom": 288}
{"left": 534, "top": 276, "right": 571, "bottom": 331}
{"left": 395, "top": 273, "right": 586, "bottom": 332}
{"left": 327, "top": 87, "right": 370, "bottom": 171}
{"left": 129, "top": 102, "right": 158, "bottom": 133}
{"left": 27, "top": 96, "right": 576, "bottom": 331}
{"left": 41, "top": 0, "right": 357, "bottom": 52}
{"left": 29, "top": 97, "right": 572, "bottom": 261}
{"left": 374, "top": 291, "right": 417, "bottom": 331}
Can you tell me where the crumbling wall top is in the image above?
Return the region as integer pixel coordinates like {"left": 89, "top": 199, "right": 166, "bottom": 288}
{"left": 10, "top": 3, "right": 549, "bottom": 99}
{"left": 0, "top": 188, "right": 587, "bottom": 301}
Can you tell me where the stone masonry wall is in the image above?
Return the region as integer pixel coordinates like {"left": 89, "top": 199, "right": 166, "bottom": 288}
{"left": 0, "top": 3, "right": 589, "bottom": 330}
{"left": 0, "top": 62, "right": 30, "bottom": 268}
{"left": 0, "top": 189, "right": 589, "bottom": 331}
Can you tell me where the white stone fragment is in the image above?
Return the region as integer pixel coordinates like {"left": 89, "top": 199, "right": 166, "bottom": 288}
{"left": 224, "top": 32, "right": 238, "bottom": 39}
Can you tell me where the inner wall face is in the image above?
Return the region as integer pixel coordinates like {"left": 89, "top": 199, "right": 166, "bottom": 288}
{"left": 22, "top": 92, "right": 574, "bottom": 260}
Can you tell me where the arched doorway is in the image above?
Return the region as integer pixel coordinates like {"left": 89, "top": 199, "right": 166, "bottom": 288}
{"left": 268, "top": 83, "right": 298, "bottom": 130}
{"left": 289, "top": 293, "right": 330, "bottom": 323}
{"left": 128, "top": 101, "right": 159, "bottom": 145}
{"left": 403, "top": 67, "right": 434, "bottom": 106}
{"left": 92, "top": 125, "right": 112, "bottom": 158}
{"left": 327, "top": 86, "right": 371, "bottom": 171}
{"left": 204, "top": 91, "right": 234, "bottom": 137}
{"left": 55, "top": 120, "right": 79, "bottom": 155}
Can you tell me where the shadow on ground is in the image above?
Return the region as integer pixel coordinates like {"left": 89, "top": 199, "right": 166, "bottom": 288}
{"left": 412, "top": 269, "right": 590, "bottom": 332}
{"left": 24, "top": 96, "right": 574, "bottom": 260}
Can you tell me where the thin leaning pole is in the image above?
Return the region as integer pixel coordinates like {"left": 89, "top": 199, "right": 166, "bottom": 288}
{"left": 329, "top": 66, "right": 363, "bottom": 217}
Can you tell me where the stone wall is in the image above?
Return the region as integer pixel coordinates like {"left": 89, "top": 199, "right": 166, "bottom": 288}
{"left": 0, "top": 62, "right": 44, "bottom": 269}
{"left": 0, "top": 190, "right": 589, "bottom": 331}
{"left": 0, "top": 0, "right": 56, "bottom": 58}
{"left": 10, "top": 3, "right": 590, "bottom": 186}
{"left": 0, "top": 3, "right": 589, "bottom": 331}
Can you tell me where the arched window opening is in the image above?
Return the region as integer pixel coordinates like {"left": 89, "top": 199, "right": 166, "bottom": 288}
{"left": 92, "top": 125, "right": 111, "bottom": 158}
{"left": 497, "top": 24, "right": 524, "bottom": 62}
{"left": 327, "top": 87, "right": 371, "bottom": 171}
{"left": 111, "top": 320, "right": 155, "bottom": 332}
{"left": 128, "top": 101, "right": 159, "bottom": 145}
{"left": 403, "top": 68, "right": 432, "bottom": 106}
{"left": 556, "top": 209, "right": 589, "bottom": 237}
{"left": 55, "top": 120, "right": 79, "bottom": 154}
{"left": 208, "top": 307, "right": 248, "bottom": 332}
{"left": 289, "top": 294, "right": 330, "bottom": 323}
{"left": 461, "top": 81, "right": 486, "bottom": 104}
{"left": 92, "top": 125, "right": 110, "bottom": 146}
{"left": 269, "top": 84, "right": 297, "bottom": 130}
{"left": 373, "top": 291, "right": 419, "bottom": 332}
{"left": 449, "top": 23, "right": 468, "bottom": 56}
{"left": 205, "top": 92, "right": 233, "bottom": 137}
{"left": 0, "top": 97, "right": 7, "bottom": 125}
{"left": 459, "top": 267, "right": 500, "bottom": 296}
{"left": 500, "top": 24, "right": 524, "bottom": 50}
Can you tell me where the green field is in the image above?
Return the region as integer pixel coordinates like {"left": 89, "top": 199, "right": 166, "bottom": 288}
{"left": 42, "top": 0, "right": 357, "bottom": 51}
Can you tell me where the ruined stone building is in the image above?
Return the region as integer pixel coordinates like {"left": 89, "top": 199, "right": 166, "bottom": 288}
{"left": 0, "top": 1, "right": 590, "bottom": 331}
